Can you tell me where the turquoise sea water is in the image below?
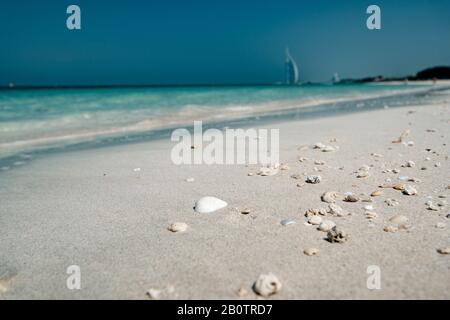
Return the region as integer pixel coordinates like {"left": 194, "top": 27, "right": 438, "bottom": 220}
{"left": 0, "top": 83, "right": 445, "bottom": 163}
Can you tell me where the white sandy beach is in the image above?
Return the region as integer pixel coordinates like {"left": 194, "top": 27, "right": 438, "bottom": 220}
{"left": 0, "top": 101, "right": 449, "bottom": 299}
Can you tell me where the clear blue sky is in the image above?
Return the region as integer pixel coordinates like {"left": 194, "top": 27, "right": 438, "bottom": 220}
{"left": 0, "top": 0, "right": 449, "bottom": 86}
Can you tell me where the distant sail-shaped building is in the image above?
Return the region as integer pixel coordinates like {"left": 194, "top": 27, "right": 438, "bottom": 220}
{"left": 285, "top": 48, "right": 299, "bottom": 85}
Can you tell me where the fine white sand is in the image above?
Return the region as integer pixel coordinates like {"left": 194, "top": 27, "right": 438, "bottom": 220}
{"left": 0, "top": 102, "right": 449, "bottom": 299}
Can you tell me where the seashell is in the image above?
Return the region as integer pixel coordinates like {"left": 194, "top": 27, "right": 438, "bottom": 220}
{"left": 280, "top": 219, "right": 296, "bottom": 226}
{"left": 146, "top": 288, "right": 162, "bottom": 300}
{"left": 168, "top": 222, "right": 188, "bottom": 233}
{"left": 435, "top": 222, "right": 446, "bottom": 229}
{"left": 384, "top": 225, "right": 398, "bottom": 233}
{"left": 403, "top": 160, "right": 415, "bottom": 168}
{"left": 253, "top": 273, "right": 282, "bottom": 297}
{"left": 435, "top": 162, "right": 441, "bottom": 168}
{"left": 313, "top": 142, "right": 326, "bottom": 149}
{"left": 257, "top": 166, "right": 279, "bottom": 176}
{"left": 402, "top": 185, "right": 418, "bottom": 196}
{"left": 371, "top": 190, "right": 383, "bottom": 197}
{"left": 392, "top": 168, "right": 400, "bottom": 174}
{"left": 437, "top": 247, "right": 450, "bottom": 254}
{"left": 322, "top": 146, "right": 336, "bottom": 152}
{"left": 318, "top": 220, "right": 336, "bottom": 232}
{"left": 194, "top": 196, "right": 228, "bottom": 213}
{"left": 392, "top": 129, "right": 410, "bottom": 143}
{"left": 363, "top": 205, "right": 374, "bottom": 211}
{"left": 303, "top": 248, "right": 320, "bottom": 256}
{"left": 133, "top": 167, "right": 141, "bottom": 172}
{"left": 356, "top": 170, "right": 370, "bottom": 178}
{"left": 365, "top": 211, "right": 377, "bottom": 219}
{"left": 344, "top": 194, "right": 359, "bottom": 202}
{"left": 185, "top": 177, "right": 195, "bottom": 182}
{"left": 308, "top": 216, "right": 323, "bottom": 225}
{"left": 385, "top": 198, "right": 399, "bottom": 207}
{"left": 327, "top": 204, "right": 347, "bottom": 217}
{"left": 305, "top": 175, "right": 321, "bottom": 184}
{"left": 392, "top": 183, "right": 406, "bottom": 191}
{"left": 304, "top": 208, "right": 327, "bottom": 217}
{"left": 389, "top": 215, "right": 408, "bottom": 225}
{"left": 425, "top": 201, "right": 439, "bottom": 211}
{"left": 314, "top": 160, "right": 325, "bottom": 165}
{"left": 326, "top": 226, "right": 349, "bottom": 243}
{"left": 321, "top": 191, "right": 340, "bottom": 203}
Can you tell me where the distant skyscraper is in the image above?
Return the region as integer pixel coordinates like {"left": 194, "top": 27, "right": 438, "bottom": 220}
{"left": 285, "top": 48, "right": 299, "bottom": 85}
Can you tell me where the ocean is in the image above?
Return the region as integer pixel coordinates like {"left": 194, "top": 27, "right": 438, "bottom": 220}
{"left": 0, "top": 83, "right": 447, "bottom": 168}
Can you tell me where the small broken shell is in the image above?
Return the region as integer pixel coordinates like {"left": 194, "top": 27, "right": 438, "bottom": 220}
{"left": 318, "top": 220, "right": 336, "bottom": 232}
{"left": 327, "top": 204, "right": 347, "bottom": 217}
{"left": 402, "top": 185, "right": 418, "bottom": 196}
{"left": 146, "top": 288, "right": 162, "bottom": 300}
{"left": 305, "top": 175, "right": 322, "bottom": 184}
{"left": 253, "top": 273, "right": 282, "bottom": 297}
{"left": 308, "top": 216, "right": 323, "bottom": 225}
{"left": 344, "top": 194, "right": 359, "bottom": 202}
{"left": 437, "top": 247, "right": 450, "bottom": 255}
{"left": 389, "top": 214, "right": 408, "bottom": 225}
{"left": 321, "top": 191, "right": 340, "bottom": 203}
{"left": 304, "top": 208, "right": 327, "bottom": 217}
{"left": 371, "top": 190, "right": 383, "bottom": 197}
{"left": 383, "top": 225, "right": 399, "bottom": 233}
{"left": 303, "top": 248, "right": 320, "bottom": 256}
{"left": 326, "top": 226, "right": 349, "bottom": 243}
{"left": 168, "top": 222, "right": 188, "bottom": 233}
{"left": 280, "top": 219, "right": 296, "bottom": 226}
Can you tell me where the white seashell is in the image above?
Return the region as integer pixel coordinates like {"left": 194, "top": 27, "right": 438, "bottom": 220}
{"left": 305, "top": 175, "right": 321, "bottom": 184}
{"left": 185, "top": 177, "right": 195, "bottom": 182}
{"left": 322, "top": 145, "right": 336, "bottom": 152}
{"left": 437, "top": 247, "right": 450, "bottom": 254}
{"left": 321, "top": 191, "right": 340, "bottom": 203}
{"left": 402, "top": 185, "right": 417, "bottom": 195}
{"left": 280, "top": 219, "right": 296, "bottom": 226}
{"left": 133, "top": 167, "right": 141, "bottom": 172}
{"left": 168, "top": 222, "right": 188, "bottom": 232}
{"left": 253, "top": 273, "right": 282, "bottom": 297}
{"left": 356, "top": 170, "right": 369, "bottom": 178}
{"left": 314, "top": 142, "right": 326, "bottom": 149}
{"left": 328, "top": 204, "right": 347, "bottom": 217}
{"left": 318, "top": 220, "right": 336, "bottom": 232}
{"left": 146, "top": 288, "right": 162, "bottom": 300}
{"left": 194, "top": 196, "right": 227, "bottom": 213}
{"left": 389, "top": 215, "right": 408, "bottom": 225}
{"left": 363, "top": 205, "right": 374, "bottom": 211}
{"left": 308, "top": 216, "right": 323, "bottom": 225}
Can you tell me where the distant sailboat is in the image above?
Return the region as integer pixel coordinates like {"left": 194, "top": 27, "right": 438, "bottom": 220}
{"left": 285, "top": 48, "right": 299, "bottom": 85}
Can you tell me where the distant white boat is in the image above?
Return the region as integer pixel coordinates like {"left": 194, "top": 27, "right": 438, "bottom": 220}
{"left": 285, "top": 48, "right": 299, "bottom": 85}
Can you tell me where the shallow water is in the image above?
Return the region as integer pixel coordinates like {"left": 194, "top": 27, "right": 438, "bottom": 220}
{"left": 0, "top": 83, "right": 448, "bottom": 168}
